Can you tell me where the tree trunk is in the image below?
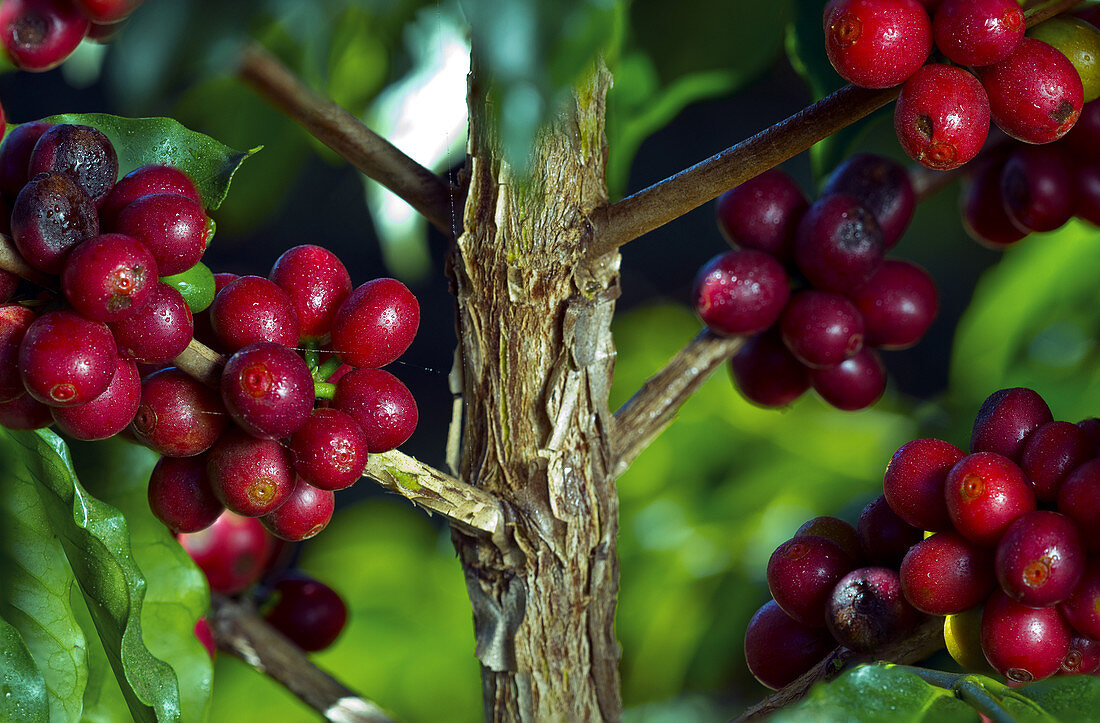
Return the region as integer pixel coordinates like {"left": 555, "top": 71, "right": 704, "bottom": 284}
{"left": 449, "top": 61, "right": 622, "bottom": 721}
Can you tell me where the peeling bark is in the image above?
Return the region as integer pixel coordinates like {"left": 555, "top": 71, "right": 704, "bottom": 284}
{"left": 449, "top": 62, "right": 622, "bottom": 721}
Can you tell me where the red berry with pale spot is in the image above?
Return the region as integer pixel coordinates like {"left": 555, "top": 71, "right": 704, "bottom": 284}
{"left": 894, "top": 65, "right": 990, "bottom": 171}
{"left": 210, "top": 276, "right": 300, "bottom": 351}
{"left": 110, "top": 282, "right": 194, "bottom": 364}
{"left": 177, "top": 511, "right": 274, "bottom": 594}
{"left": 132, "top": 368, "right": 226, "bottom": 457}
{"left": 291, "top": 408, "right": 368, "bottom": 491}
{"left": 945, "top": 452, "right": 1036, "bottom": 546}
{"left": 982, "top": 590, "right": 1071, "bottom": 683}
{"left": 220, "top": 342, "right": 314, "bottom": 440}
{"left": 824, "top": 0, "right": 932, "bottom": 89}
{"left": 933, "top": 0, "right": 1024, "bottom": 68}
{"left": 19, "top": 310, "right": 117, "bottom": 407}
{"left": 207, "top": 428, "right": 295, "bottom": 517}
{"left": 50, "top": 356, "right": 140, "bottom": 440}
{"left": 62, "top": 233, "right": 158, "bottom": 322}
{"left": 996, "top": 511, "right": 1084, "bottom": 607}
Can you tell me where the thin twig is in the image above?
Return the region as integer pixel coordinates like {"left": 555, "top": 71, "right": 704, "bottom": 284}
{"left": 173, "top": 339, "right": 224, "bottom": 387}
{"left": 209, "top": 594, "right": 395, "bottom": 723}
{"left": 611, "top": 330, "right": 745, "bottom": 477}
{"left": 732, "top": 615, "right": 946, "bottom": 722}
{"left": 237, "top": 41, "right": 461, "bottom": 236}
{"left": 587, "top": 0, "right": 1080, "bottom": 259}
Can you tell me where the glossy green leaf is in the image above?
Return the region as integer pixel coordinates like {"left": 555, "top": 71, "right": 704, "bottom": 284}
{"left": 1013, "top": 675, "right": 1100, "bottom": 720}
{"left": 71, "top": 438, "right": 213, "bottom": 723}
{"left": 73, "top": 589, "right": 132, "bottom": 723}
{"left": 40, "top": 113, "right": 258, "bottom": 212}
{"left": 0, "top": 455, "right": 87, "bottom": 722}
{"left": 0, "top": 615, "right": 49, "bottom": 723}
{"left": 771, "top": 664, "right": 978, "bottom": 722}
{"left": 3, "top": 429, "right": 197, "bottom": 722}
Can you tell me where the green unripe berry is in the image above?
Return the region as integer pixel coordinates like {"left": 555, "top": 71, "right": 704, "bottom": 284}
{"left": 160, "top": 261, "right": 216, "bottom": 313}
{"left": 1029, "top": 17, "right": 1100, "bottom": 102}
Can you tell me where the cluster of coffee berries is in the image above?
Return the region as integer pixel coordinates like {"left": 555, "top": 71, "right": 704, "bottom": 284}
{"left": 0, "top": 0, "right": 145, "bottom": 71}
{"left": 745, "top": 386, "right": 1100, "bottom": 690}
{"left": 181, "top": 511, "right": 348, "bottom": 654}
{"left": 959, "top": 97, "right": 1100, "bottom": 247}
{"left": 700, "top": 154, "right": 937, "bottom": 412}
{"left": 825, "top": 0, "right": 1095, "bottom": 170}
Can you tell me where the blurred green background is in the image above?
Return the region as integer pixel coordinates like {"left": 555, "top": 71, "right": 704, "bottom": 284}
{"left": 6, "top": 0, "right": 1100, "bottom": 720}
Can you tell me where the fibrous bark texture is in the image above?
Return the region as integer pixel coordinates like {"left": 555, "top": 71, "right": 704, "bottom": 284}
{"left": 449, "top": 62, "right": 622, "bottom": 721}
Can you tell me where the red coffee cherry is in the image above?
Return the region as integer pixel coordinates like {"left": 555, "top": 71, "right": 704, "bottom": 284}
{"left": 147, "top": 454, "right": 224, "bottom": 534}
{"left": 744, "top": 600, "right": 835, "bottom": 690}
{"left": 50, "top": 356, "right": 140, "bottom": 440}
{"left": 177, "top": 511, "right": 274, "bottom": 594}
{"left": 857, "top": 495, "right": 923, "bottom": 568}
{"left": 132, "top": 368, "right": 227, "bottom": 457}
{"left": 100, "top": 163, "right": 201, "bottom": 229}
{"left": 262, "top": 576, "right": 348, "bottom": 652}
{"left": 0, "top": 304, "right": 37, "bottom": 403}
{"left": 1057, "top": 459, "right": 1100, "bottom": 553}
{"left": 945, "top": 452, "right": 1036, "bottom": 546}
{"left": 728, "top": 329, "right": 811, "bottom": 408}
{"left": 62, "top": 233, "right": 158, "bottom": 322}
{"left": 0, "top": 392, "right": 52, "bottom": 430}
{"left": 995, "top": 511, "right": 1085, "bottom": 607}
{"left": 970, "top": 387, "right": 1053, "bottom": 462}
{"left": 333, "top": 368, "right": 418, "bottom": 453}
{"left": 850, "top": 259, "right": 938, "bottom": 350}
{"left": 72, "top": 0, "right": 143, "bottom": 24}
{"left": 933, "top": 0, "right": 1025, "bottom": 68}
{"left": 19, "top": 310, "right": 117, "bottom": 407}
{"left": 110, "top": 282, "right": 194, "bottom": 365}
{"left": 883, "top": 438, "right": 965, "bottom": 532}
{"left": 269, "top": 245, "right": 353, "bottom": 341}
{"left": 894, "top": 65, "right": 990, "bottom": 171}
{"left": 210, "top": 276, "right": 300, "bottom": 352}
{"left": 767, "top": 535, "right": 856, "bottom": 627}
{"left": 207, "top": 428, "right": 296, "bottom": 517}
{"left": 220, "top": 342, "right": 314, "bottom": 440}
{"left": 982, "top": 590, "right": 1071, "bottom": 684}
{"left": 115, "top": 193, "right": 211, "bottom": 275}
{"left": 715, "top": 169, "right": 808, "bottom": 261}
{"left": 331, "top": 278, "right": 421, "bottom": 367}
{"left": 780, "top": 290, "right": 864, "bottom": 369}
{"left": 824, "top": 0, "right": 932, "bottom": 89}
{"left": 979, "top": 38, "right": 1084, "bottom": 144}
{"left": 1060, "top": 560, "right": 1100, "bottom": 640}
{"left": 260, "top": 478, "right": 335, "bottom": 542}
{"left": 900, "top": 531, "right": 996, "bottom": 615}
{"left": 0, "top": 0, "right": 89, "bottom": 71}
{"left": 290, "top": 408, "right": 368, "bottom": 491}
{"left": 795, "top": 516, "right": 862, "bottom": 563}
{"left": 809, "top": 347, "right": 886, "bottom": 411}
{"left": 1020, "top": 421, "right": 1091, "bottom": 502}
{"left": 795, "top": 194, "right": 884, "bottom": 293}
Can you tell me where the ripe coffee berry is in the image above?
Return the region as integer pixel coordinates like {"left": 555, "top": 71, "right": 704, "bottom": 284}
{"left": 1029, "top": 17, "right": 1100, "bottom": 103}
{"left": 823, "top": 0, "right": 932, "bottom": 90}
{"left": 110, "top": 282, "right": 194, "bottom": 364}
{"left": 822, "top": 154, "right": 914, "bottom": 249}
{"left": 0, "top": 121, "right": 51, "bottom": 197}
{"left": 883, "top": 438, "right": 965, "bottom": 532}
{"left": 147, "top": 455, "right": 224, "bottom": 533}
{"left": 995, "top": 511, "right": 1084, "bottom": 607}
{"left": 728, "top": 330, "right": 810, "bottom": 408}
{"left": 0, "top": 0, "right": 89, "bottom": 71}
{"left": 115, "top": 193, "right": 210, "bottom": 275}
{"left": 1060, "top": 560, "right": 1100, "bottom": 640}
{"left": 982, "top": 590, "right": 1071, "bottom": 683}
{"left": 269, "top": 245, "right": 353, "bottom": 341}
{"left": 0, "top": 304, "right": 37, "bottom": 403}
{"left": 262, "top": 576, "right": 348, "bottom": 652}
{"left": 0, "top": 392, "right": 52, "bottom": 430}
{"left": 999, "top": 146, "right": 1076, "bottom": 233}
{"left": 100, "top": 164, "right": 202, "bottom": 229}
{"left": 1020, "top": 421, "right": 1091, "bottom": 501}
{"left": 933, "top": 0, "right": 1024, "bottom": 68}
{"left": 207, "top": 428, "right": 296, "bottom": 517}
{"left": 11, "top": 171, "right": 99, "bottom": 274}
{"left": 850, "top": 260, "right": 937, "bottom": 350}
{"left": 795, "top": 516, "right": 862, "bottom": 562}
{"left": 1061, "top": 636, "right": 1100, "bottom": 675}
{"left": 970, "top": 387, "right": 1053, "bottom": 461}
{"left": 744, "top": 600, "right": 835, "bottom": 690}
{"left": 945, "top": 452, "right": 1036, "bottom": 546}
{"left": 827, "top": 566, "right": 916, "bottom": 653}
{"left": 894, "top": 65, "right": 990, "bottom": 171}
{"left": 177, "top": 511, "right": 273, "bottom": 594}
{"left": 1064, "top": 99, "right": 1100, "bottom": 163}
{"left": 260, "top": 478, "right": 335, "bottom": 542}
{"left": 900, "top": 531, "right": 995, "bottom": 615}
{"left": 794, "top": 194, "right": 884, "bottom": 293}
{"left": 28, "top": 124, "right": 118, "bottom": 205}
{"left": 50, "top": 356, "right": 140, "bottom": 440}
{"left": 1057, "top": 459, "right": 1100, "bottom": 552}
{"left": 73, "top": 0, "right": 143, "bottom": 24}
{"left": 132, "top": 368, "right": 227, "bottom": 457}
{"left": 809, "top": 347, "right": 886, "bottom": 411}
{"left": 857, "top": 495, "right": 922, "bottom": 568}
{"left": 715, "top": 169, "right": 807, "bottom": 260}
{"left": 19, "top": 310, "right": 117, "bottom": 407}
{"left": 979, "top": 38, "right": 1084, "bottom": 144}
{"left": 291, "top": 408, "right": 368, "bottom": 491}
{"left": 331, "top": 278, "right": 421, "bottom": 367}
{"left": 210, "top": 276, "right": 300, "bottom": 351}
{"left": 767, "top": 535, "right": 855, "bottom": 627}
{"left": 62, "top": 233, "right": 158, "bottom": 322}
{"left": 333, "top": 368, "right": 418, "bottom": 453}
{"left": 221, "top": 342, "right": 314, "bottom": 440}
{"left": 961, "top": 157, "right": 1027, "bottom": 248}
{"left": 780, "top": 291, "right": 864, "bottom": 369}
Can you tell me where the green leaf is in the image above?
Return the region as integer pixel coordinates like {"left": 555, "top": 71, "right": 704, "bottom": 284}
{"left": 0, "top": 615, "right": 48, "bottom": 723}
{"left": 0, "top": 458, "right": 87, "bottom": 722}
{"left": 71, "top": 438, "right": 213, "bottom": 723}
{"left": 1013, "top": 675, "right": 1100, "bottom": 720}
{"left": 2, "top": 429, "right": 199, "bottom": 722}
{"left": 771, "top": 664, "right": 978, "bottom": 722}
{"left": 39, "top": 113, "right": 258, "bottom": 212}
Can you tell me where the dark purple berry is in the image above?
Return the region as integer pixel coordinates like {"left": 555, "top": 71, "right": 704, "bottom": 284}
{"left": 28, "top": 124, "right": 118, "bottom": 205}
{"left": 857, "top": 495, "right": 923, "bottom": 567}
{"left": 795, "top": 194, "right": 884, "bottom": 293}
{"left": 962, "top": 156, "right": 1028, "bottom": 248}
{"left": 999, "top": 146, "right": 1076, "bottom": 233}
{"left": 1020, "top": 421, "right": 1091, "bottom": 502}
{"left": 744, "top": 600, "right": 835, "bottom": 690}
{"left": 728, "top": 330, "right": 810, "bottom": 408}
{"left": 1060, "top": 560, "right": 1100, "bottom": 640}
{"left": 262, "top": 576, "right": 347, "bottom": 652}
{"left": 851, "top": 260, "right": 937, "bottom": 350}
{"left": 1057, "top": 459, "right": 1100, "bottom": 553}
{"left": 822, "top": 154, "right": 915, "bottom": 248}
{"left": 0, "top": 121, "right": 51, "bottom": 197}
{"left": 11, "top": 171, "right": 98, "bottom": 274}
{"left": 767, "top": 535, "right": 856, "bottom": 627}
{"left": 827, "top": 566, "right": 918, "bottom": 653}
{"left": 779, "top": 290, "right": 864, "bottom": 368}
{"left": 970, "top": 387, "right": 1053, "bottom": 461}
{"left": 809, "top": 347, "right": 886, "bottom": 411}
{"left": 795, "top": 516, "right": 862, "bottom": 562}
{"left": 715, "top": 169, "right": 807, "bottom": 260}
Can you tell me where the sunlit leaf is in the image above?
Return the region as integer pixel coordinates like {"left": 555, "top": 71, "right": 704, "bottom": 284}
{"left": 0, "top": 615, "right": 48, "bottom": 723}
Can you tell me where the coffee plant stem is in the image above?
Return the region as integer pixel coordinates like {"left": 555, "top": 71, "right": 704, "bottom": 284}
{"left": 237, "top": 41, "right": 462, "bottom": 237}
{"left": 209, "top": 593, "right": 395, "bottom": 723}
{"left": 586, "top": 0, "right": 1080, "bottom": 260}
